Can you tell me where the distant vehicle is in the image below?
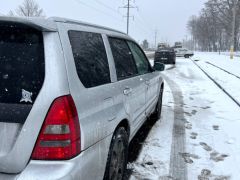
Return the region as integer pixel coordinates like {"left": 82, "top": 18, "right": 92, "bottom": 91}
{"left": 154, "top": 48, "right": 176, "bottom": 65}
{"left": 174, "top": 48, "right": 194, "bottom": 58}
{"left": 157, "top": 43, "right": 168, "bottom": 49}
{"left": 0, "top": 16, "right": 165, "bottom": 180}
{"left": 174, "top": 42, "right": 182, "bottom": 48}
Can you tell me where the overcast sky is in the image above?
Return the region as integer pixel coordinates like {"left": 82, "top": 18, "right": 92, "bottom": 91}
{"left": 0, "top": 0, "right": 207, "bottom": 46}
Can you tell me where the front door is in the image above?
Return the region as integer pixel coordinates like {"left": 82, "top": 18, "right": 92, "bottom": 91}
{"left": 108, "top": 37, "right": 146, "bottom": 131}
{"left": 126, "top": 41, "right": 156, "bottom": 118}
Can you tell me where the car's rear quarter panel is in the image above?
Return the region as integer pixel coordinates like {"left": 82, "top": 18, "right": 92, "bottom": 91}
{"left": 0, "top": 30, "right": 70, "bottom": 174}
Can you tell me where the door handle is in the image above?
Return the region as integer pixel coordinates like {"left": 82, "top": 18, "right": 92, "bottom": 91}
{"left": 145, "top": 80, "right": 150, "bottom": 86}
{"left": 123, "top": 87, "right": 132, "bottom": 95}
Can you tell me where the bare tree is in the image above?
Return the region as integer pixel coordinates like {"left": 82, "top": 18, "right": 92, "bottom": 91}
{"left": 10, "top": 0, "right": 44, "bottom": 17}
{"left": 187, "top": 0, "right": 240, "bottom": 52}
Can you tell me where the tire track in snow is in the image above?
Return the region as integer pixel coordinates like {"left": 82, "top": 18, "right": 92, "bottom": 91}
{"left": 191, "top": 59, "right": 240, "bottom": 108}
{"left": 206, "top": 61, "right": 240, "bottom": 79}
{"left": 162, "top": 74, "right": 188, "bottom": 180}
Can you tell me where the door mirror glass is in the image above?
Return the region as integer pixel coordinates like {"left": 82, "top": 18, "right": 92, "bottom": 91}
{"left": 154, "top": 62, "right": 165, "bottom": 71}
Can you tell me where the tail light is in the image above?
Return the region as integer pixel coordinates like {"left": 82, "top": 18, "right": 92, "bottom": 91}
{"left": 31, "top": 95, "right": 81, "bottom": 160}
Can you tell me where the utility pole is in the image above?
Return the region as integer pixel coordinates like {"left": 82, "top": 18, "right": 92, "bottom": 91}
{"left": 154, "top": 29, "right": 158, "bottom": 49}
{"left": 127, "top": 0, "right": 130, "bottom": 35}
{"left": 119, "top": 0, "right": 137, "bottom": 34}
{"left": 230, "top": 0, "right": 238, "bottom": 59}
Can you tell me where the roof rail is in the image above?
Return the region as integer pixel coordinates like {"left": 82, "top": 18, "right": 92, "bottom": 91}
{"left": 48, "top": 17, "right": 126, "bottom": 35}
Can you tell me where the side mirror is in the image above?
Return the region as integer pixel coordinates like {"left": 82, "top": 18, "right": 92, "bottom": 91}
{"left": 154, "top": 62, "right": 165, "bottom": 71}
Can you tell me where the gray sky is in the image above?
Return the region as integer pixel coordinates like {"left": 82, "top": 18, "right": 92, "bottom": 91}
{"left": 0, "top": 0, "right": 207, "bottom": 46}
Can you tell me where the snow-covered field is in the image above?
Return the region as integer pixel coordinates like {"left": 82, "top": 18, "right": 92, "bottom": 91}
{"left": 214, "top": 52, "right": 240, "bottom": 58}
{"left": 192, "top": 52, "right": 240, "bottom": 105}
{"left": 128, "top": 55, "right": 240, "bottom": 180}
{"left": 193, "top": 52, "right": 240, "bottom": 78}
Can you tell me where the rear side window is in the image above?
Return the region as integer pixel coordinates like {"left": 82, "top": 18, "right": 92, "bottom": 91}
{"left": 108, "top": 38, "right": 138, "bottom": 80}
{"left": 68, "top": 31, "right": 111, "bottom": 88}
{"left": 0, "top": 22, "right": 45, "bottom": 104}
{"left": 127, "top": 41, "right": 151, "bottom": 75}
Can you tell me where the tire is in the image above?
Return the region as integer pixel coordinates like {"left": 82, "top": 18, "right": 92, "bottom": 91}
{"left": 173, "top": 57, "right": 176, "bottom": 65}
{"left": 104, "top": 127, "right": 129, "bottom": 180}
{"left": 151, "top": 87, "right": 163, "bottom": 121}
{"left": 184, "top": 55, "right": 189, "bottom": 58}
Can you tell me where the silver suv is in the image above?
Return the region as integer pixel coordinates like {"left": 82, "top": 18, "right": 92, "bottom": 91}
{"left": 0, "top": 16, "right": 164, "bottom": 180}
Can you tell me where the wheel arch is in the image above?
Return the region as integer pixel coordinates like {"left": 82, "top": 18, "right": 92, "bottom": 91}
{"left": 103, "top": 119, "right": 130, "bottom": 179}
{"left": 115, "top": 119, "right": 130, "bottom": 138}
{"left": 161, "top": 82, "right": 164, "bottom": 89}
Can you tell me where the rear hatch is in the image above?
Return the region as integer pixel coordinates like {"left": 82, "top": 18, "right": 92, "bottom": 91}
{"left": 0, "top": 21, "right": 45, "bottom": 173}
{"left": 155, "top": 50, "right": 171, "bottom": 61}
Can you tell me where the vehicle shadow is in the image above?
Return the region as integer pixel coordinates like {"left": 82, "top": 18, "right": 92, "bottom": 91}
{"left": 125, "top": 73, "right": 186, "bottom": 179}
{"left": 165, "top": 65, "right": 176, "bottom": 71}
{"left": 126, "top": 117, "right": 159, "bottom": 178}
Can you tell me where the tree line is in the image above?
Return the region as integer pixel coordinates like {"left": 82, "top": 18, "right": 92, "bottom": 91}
{"left": 187, "top": 0, "right": 240, "bottom": 52}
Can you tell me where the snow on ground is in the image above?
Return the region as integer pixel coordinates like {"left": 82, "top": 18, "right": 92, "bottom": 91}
{"left": 215, "top": 52, "right": 240, "bottom": 58}
{"left": 128, "top": 81, "right": 174, "bottom": 180}
{"left": 193, "top": 52, "right": 240, "bottom": 77}
{"left": 129, "top": 57, "right": 240, "bottom": 180}
{"left": 192, "top": 52, "right": 240, "bottom": 105}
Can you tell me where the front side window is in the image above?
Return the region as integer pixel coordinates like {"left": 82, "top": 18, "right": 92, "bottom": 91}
{"left": 108, "top": 37, "right": 138, "bottom": 80}
{"left": 68, "top": 31, "right": 111, "bottom": 88}
{"left": 127, "top": 41, "right": 151, "bottom": 75}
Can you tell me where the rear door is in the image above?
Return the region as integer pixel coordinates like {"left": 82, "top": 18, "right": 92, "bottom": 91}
{"left": 66, "top": 30, "right": 117, "bottom": 149}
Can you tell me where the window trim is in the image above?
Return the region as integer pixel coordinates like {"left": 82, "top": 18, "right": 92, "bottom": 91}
{"left": 68, "top": 30, "right": 111, "bottom": 89}
{"left": 0, "top": 23, "right": 45, "bottom": 104}
{"left": 126, "top": 40, "right": 154, "bottom": 75}
{"left": 107, "top": 36, "right": 139, "bottom": 81}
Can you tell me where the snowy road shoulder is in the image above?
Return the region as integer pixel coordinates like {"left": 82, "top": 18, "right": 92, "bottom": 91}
{"left": 192, "top": 52, "right": 240, "bottom": 77}
{"left": 191, "top": 53, "right": 240, "bottom": 105}
{"left": 128, "top": 83, "right": 174, "bottom": 179}
{"left": 129, "top": 57, "right": 240, "bottom": 180}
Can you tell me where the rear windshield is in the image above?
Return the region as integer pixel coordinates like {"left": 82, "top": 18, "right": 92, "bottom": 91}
{"left": 0, "top": 22, "right": 45, "bottom": 105}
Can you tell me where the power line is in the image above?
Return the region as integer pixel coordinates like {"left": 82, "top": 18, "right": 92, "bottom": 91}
{"left": 130, "top": 2, "right": 157, "bottom": 45}
{"left": 134, "top": 16, "right": 153, "bottom": 35}
{"left": 73, "top": 0, "right": 124, "bottom": 23}
{"left": 154, "top": 29, "right": 158, "bottom": 48}
{"left": 134, "top": 14, "right": 154, "bottom": 34}
{"left": 130, "top": 12, "right": 157, "bottom": 46}
{"left": 74, "top": 0, "right": 113, "bottom": 18}
{"left": 136, "top": 10, "right": 155, "bottom": 32}
{"left": 94, "top": 0, "right": 123, "bottom": 16}
{"left": 73, "top": 0, "right": 153, "bottom": 40}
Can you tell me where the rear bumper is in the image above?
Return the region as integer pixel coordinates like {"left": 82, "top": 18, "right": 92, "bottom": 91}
{"left": 0, "top": 135, "right": 112, "bottom": 180}
{"left": 176, "top": 54, "right": 194, "bottom": 57}
{"left": 154, "top": 57, "right": 175, "bottom": 64}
